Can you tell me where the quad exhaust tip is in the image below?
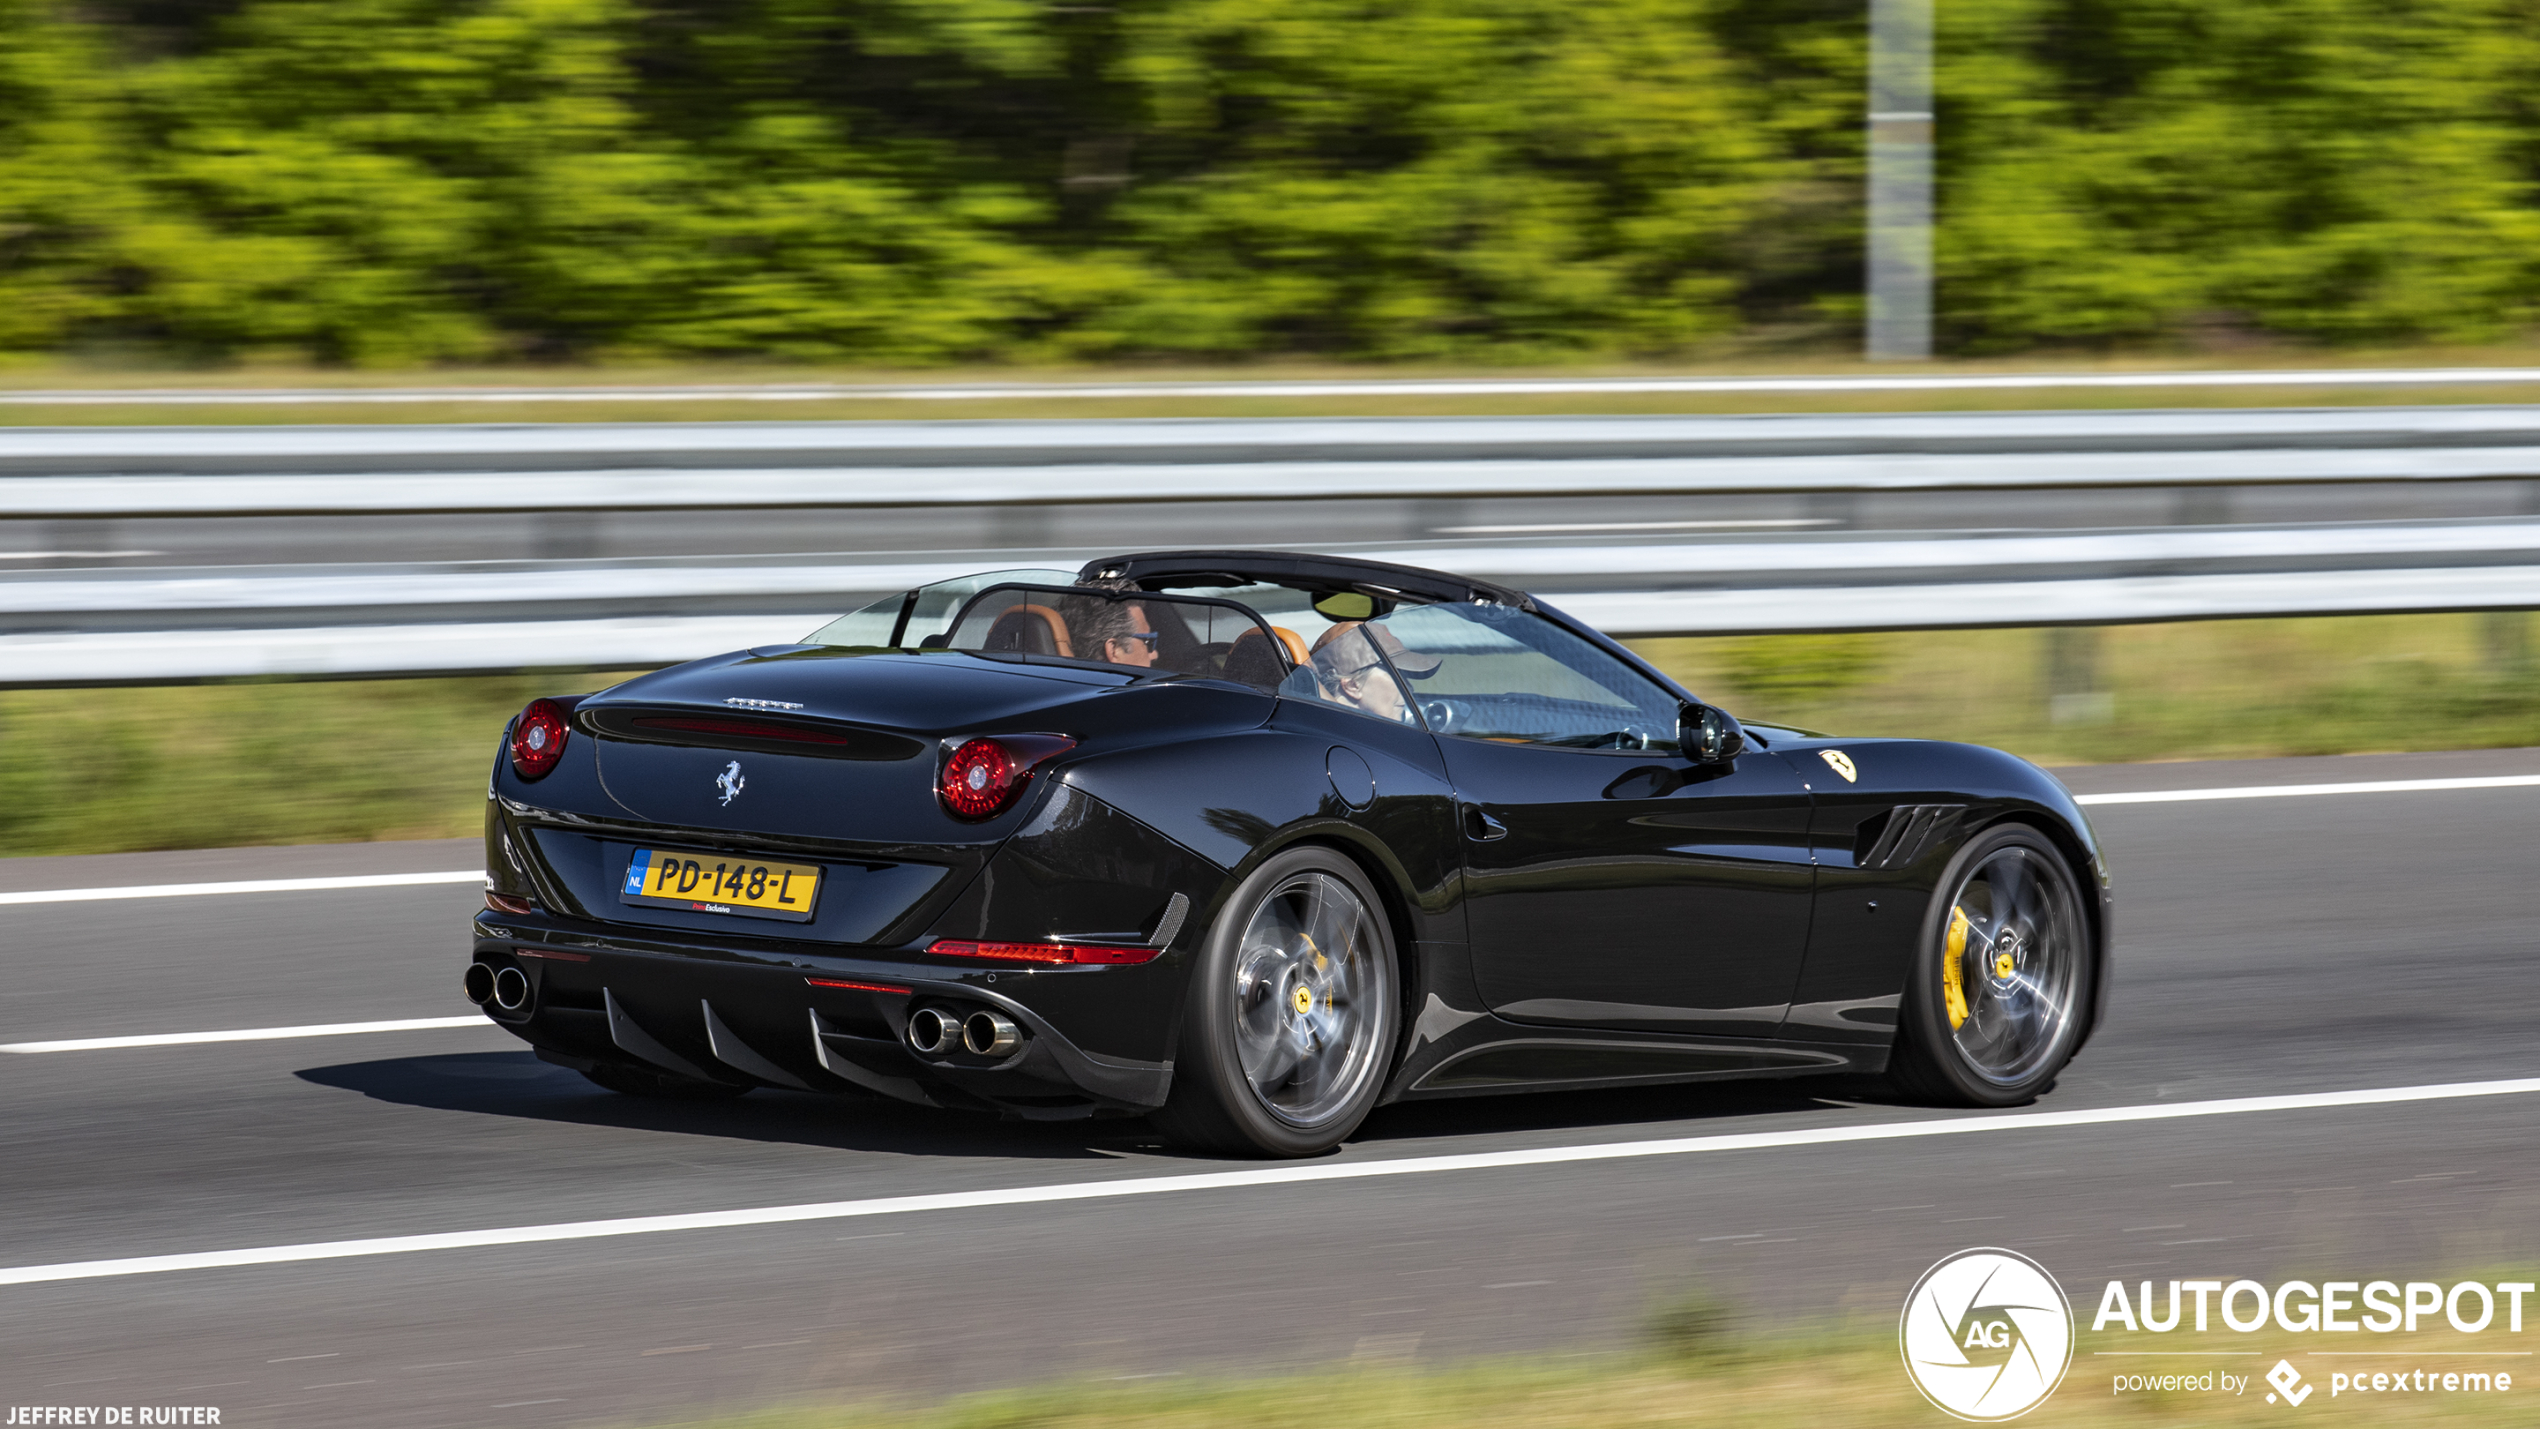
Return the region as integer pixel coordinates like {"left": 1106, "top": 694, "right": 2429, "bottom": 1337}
{"left": 963, "top": 1010, "right": 1022, "bottom": 1058}
{"left": 462, "top": 962, "right": 496, "bottom": 1006}
{"left": 491, "top": 965, "right": 531, "bottom": 1013}
{"left": 906, "top": 1005, "right": 963, "bottom": 1056}
{"left": 905, "top": 1005, "right": 1027, "bottom": 1058}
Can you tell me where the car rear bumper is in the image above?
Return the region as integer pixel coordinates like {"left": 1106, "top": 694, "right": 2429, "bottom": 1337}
{"left": 470, "top": 912, "right": 1174, "bottom": 1118}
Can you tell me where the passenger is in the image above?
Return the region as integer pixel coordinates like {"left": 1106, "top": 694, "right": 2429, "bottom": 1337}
{"left": 1068, "top": 596, "right": 1162, "bottom": 669}
{"left": 1309, "top": 621, "right": 1439, "bottom": 722}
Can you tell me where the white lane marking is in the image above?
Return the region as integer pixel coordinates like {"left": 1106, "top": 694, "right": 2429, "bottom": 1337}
{"left": 2076, "top": 774, "right": 2540, "bottom": 805}
{"left": 1, "top": 1017, "right": 488, "bottom": 1054}
{"left": 2, "top": 1074, "right": 2533, "bottom": 1289}
{"left": 0, "top": 871, "right": 479, "bottom": 907}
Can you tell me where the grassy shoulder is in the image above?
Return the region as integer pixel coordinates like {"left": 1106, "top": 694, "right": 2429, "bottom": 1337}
{"left": 1635, "top": 611, "right": 2540, "bottom": 768}
{"left": 0, "top": 672, "right": 647, "bottom": 858}
{"left": 5, "top": 346, "right": 2540, "bottom": 424}
{"left": 4, "top": 610, "right": 2536, "bottom": 858}
{"left": 656, "top": 1321, "right": 2530, "bottom": 1429}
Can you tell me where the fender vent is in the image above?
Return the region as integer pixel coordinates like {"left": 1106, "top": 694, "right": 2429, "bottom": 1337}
{"left": 1855, "top": 804, "right": 1967, "bottom": 870}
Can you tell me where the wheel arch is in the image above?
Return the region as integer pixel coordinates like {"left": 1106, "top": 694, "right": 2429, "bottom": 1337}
{"left": 1182, "top": 822, "right": 1430, "bottom": 1074}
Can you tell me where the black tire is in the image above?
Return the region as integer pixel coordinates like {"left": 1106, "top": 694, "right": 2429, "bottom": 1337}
{"left": 1887, "top": 824, "right": 2094, "bottom": 1107}
{"left": 581, "top": 1062, "right": 750, "bottom": 1100}
{"left": 1152, "top": 847, "right": 1402, "bottom": 1157}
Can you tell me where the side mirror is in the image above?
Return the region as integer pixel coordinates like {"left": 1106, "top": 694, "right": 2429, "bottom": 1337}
{"left": 1681, "top": 703, "right": 1746, "bottom": 765}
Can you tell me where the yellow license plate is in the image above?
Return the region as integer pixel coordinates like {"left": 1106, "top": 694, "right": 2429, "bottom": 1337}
{"left": 621, "top": 848, "right": 821, "bottom": 922}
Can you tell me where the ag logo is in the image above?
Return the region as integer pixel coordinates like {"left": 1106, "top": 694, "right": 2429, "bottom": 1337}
{"left": 715, "top": 759, "right": 746, "bottom": 806}
{"left": 1901, "top": 1248, "right": 2073, "bottom": 1421}
{"left": 1820, "top": 748, "right": 1858, "bottom": 783}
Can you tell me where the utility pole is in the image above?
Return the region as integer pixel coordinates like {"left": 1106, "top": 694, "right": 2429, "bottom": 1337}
{"left": 1867, "top": 0, "right": 1933, "bottom": 361}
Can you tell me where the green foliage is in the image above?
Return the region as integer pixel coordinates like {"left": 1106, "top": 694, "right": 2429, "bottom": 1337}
{"left": 1938, "top": 0, "right": 2540, "bottom": 349}
{"left": 2, "top": 0, "right": 2539, "bottom": 363}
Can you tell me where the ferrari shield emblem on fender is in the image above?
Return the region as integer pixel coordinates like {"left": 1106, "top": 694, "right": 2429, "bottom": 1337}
{"left": 715, "top": 760, "right": 746, "bottom": 806}
{"left": 1820, "top": 749, "right": 1858, "bottom": 783}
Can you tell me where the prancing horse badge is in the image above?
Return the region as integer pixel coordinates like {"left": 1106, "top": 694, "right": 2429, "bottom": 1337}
{"left": 716, "top": 760, "right": 746, "bottom": 805}
{"left": 1819, "top": 749, "right": 1858, "bottom": 783}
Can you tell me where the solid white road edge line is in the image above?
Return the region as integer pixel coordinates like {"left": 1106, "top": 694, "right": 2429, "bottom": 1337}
{"left": 0, "top": 1017, "right": 491, "bottom": 1054}
{"left": 0, "top": 870, "right": 480, "bottom": 906}
{"left": 3, "top": 1075, "right": 2535, "bottom": 1289}
{"left": 2075, "top": 774, "right": 2540, "bottom": 805}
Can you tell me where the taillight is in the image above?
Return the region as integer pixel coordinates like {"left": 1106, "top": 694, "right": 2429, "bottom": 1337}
{"left": 510, "top": 699, "right": 571, "bottom": 780}
{"left": 937, "top": 734, "right": 1076, "bottom": 820}
{"left": 930, "top": 939, "right": 1162, "bottom": 966}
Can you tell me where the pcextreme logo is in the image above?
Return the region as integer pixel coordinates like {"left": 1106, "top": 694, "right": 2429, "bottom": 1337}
{"left": 1901, "top": 1248, "right": 2076, "bottom": 1421}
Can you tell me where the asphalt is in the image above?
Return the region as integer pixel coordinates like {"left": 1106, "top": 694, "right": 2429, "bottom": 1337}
{"left": 3, "top": 748, "right": 2538, "bottom": 1427}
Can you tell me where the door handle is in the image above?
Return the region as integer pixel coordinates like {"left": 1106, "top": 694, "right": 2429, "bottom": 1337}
{"left": 1463, "top": 806, "right": 1508, "bottom": 842}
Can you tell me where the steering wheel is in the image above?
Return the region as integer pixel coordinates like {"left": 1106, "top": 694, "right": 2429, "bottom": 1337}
{"left": 1419, "top": 699, "right": 1459, "bottom": 733}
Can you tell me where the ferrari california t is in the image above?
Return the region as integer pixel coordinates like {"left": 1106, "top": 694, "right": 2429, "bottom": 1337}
{"left": 469, "top": 550, "right": 2109, "bottom": 1156}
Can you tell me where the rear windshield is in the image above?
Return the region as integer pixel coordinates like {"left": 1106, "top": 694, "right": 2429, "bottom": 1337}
{"left": 946, "top": 584, "right": 1292, "bottom": 686}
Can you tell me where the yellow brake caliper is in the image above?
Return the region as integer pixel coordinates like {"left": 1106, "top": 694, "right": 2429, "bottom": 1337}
{"left": 1942, "top": 906, "right": 1972, "bottom": 1029}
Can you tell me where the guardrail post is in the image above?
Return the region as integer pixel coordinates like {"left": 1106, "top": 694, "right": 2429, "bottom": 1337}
{"left": 2045, "top": 627, "right": 2111, "bottom": 725}
{"left": 1867, "top": 0, "right": 1935, "bottom": 362}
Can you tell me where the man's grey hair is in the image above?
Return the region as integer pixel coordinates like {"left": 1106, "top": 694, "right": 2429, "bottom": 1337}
{"left": 1064, "top": 594, "right": 1140, "bottom": 656}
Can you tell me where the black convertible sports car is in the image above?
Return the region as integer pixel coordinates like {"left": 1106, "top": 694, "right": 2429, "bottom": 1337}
{"left": 470, "top": 550, "right": 2110, "bottom": 1156}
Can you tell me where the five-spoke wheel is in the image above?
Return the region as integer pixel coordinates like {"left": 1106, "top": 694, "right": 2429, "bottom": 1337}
{"left": 1154, "top": 848, "right": 1399, "bottom": 1155}
{"left": 1889, "top": 825, "right": 2094, "bottom": 1105}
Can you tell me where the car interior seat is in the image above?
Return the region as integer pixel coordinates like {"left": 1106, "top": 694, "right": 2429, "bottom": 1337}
{"left": 982, "top": 603, "right": 1073, "bottom": 657}
{"left": 1222, "top": 625, "right": 1308, "bottom": 688}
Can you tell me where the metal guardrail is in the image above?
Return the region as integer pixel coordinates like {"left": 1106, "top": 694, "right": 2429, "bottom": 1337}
{"left": 6, "top": 408, "right": 2540, "bottom": 514}
{"left": 8, "top": 408, "right": 2540, "bottom": 683}
{"left": 8, "top": 521, "right": 2540, "bottom": 684}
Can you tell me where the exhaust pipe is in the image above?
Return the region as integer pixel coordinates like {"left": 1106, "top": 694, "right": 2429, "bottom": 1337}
{"left": 963, "top": 1010, "right": 1023, "bottom": 1058}
{"left": 462, "top": 962, "right": 497, "bottom": 1006}
{"left": 492, "top": 965, "right": 531, "bottom": 1013}
{"left": 906, "top": 1005, "right": 963, "bottom": 1056}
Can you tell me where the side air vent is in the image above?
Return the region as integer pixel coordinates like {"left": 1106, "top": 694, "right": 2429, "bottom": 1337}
{"left": 1855, "top": 804, "right": 1968, "bottom": 870}
{"left": 580, "top": 707, "right": 924, "bottom": 762}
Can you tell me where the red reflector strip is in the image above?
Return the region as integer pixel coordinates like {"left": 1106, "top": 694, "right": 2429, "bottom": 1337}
{"left": 805, "top": 977, "right": 913, "bottom": 995}
{"left": 485, "top": 892, "right": 535, "bottom": 915}
{"left": 514, "top": 948, "right": 590, "bottom": 962}
{"left": 929, "top": 939, "right": 1161, "bottom": 966}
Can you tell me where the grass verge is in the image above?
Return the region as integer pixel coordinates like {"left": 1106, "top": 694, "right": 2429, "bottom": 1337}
{"left": 4, "top": 610, "right": 2536, "bottom": 859}
{"left": 649, "top": 1320, "right": 2533, "bottom": 1429}
{"left": 0, "top": 672, "right": 647, "bottom": 858}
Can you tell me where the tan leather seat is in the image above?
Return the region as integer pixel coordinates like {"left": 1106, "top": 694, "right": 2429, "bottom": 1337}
{"left": 1222, "top": 625, "right": 1308, "bottom": 687}
{"left": 983, "top": 603, "right": 1073, "bottom": 657}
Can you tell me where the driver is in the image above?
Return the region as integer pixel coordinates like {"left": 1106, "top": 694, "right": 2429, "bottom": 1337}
{"left": 1068, "top": 596, "right": 1161, "bottom": 669}
{"left": 1309, "top": 621, "right": 1439, "bottom": 722}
